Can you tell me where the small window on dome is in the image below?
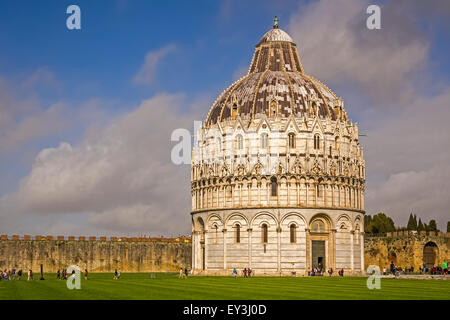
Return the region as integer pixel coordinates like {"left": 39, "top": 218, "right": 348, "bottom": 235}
{"left": 232, "top": 104, "right": 239, "bottom": 120}
{"left": 269, "top": 100, "right": 277, "bottom": 117}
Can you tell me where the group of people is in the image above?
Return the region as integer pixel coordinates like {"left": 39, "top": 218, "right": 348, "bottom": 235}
{"left": 179, "top": 267, "right": 189, "bottom": 278}
{"left": 420, "top": 262, "right": 448, "bottom": 275}
{"left": 113, "top": 269, "right": 121, "bottom": 279}
{"left": 0, "top": 269, "right": 31, "bottom": 281}
{"left": 385, "top": 261, "right": 449, "bottom": 276}
{"left": 55, "top": 268, "right": 87, "bottom": 280}
{"left": 232, "top": 267, "right": 253, "bottom": 277}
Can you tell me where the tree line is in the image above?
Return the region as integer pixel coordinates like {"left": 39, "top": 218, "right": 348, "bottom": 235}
{"left": 364, "top": 213, "right": 450, "bottom": 234}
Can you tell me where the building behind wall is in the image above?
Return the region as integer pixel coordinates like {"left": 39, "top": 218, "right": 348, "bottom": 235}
{"left": 191, "top": 20, "right": 366, "bottom": 276}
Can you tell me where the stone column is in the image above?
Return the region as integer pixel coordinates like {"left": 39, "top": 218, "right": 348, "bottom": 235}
{"left": 331, "top": 184, "right": 335, "bottom": 207}
{"left": 277, "top": 182, "right": 280, "bottom": 206}
{"left": 223, "top": 228, "right": 227, "bottom": 271}
{"left": 277, "top": 226, "right": 281, "bottom": 273}
{"left": 216, "top": 187, "right": 219, "bottom": 208}
{"left": 204, "top": 230, "right": 208, "bottom": 271}
{"left": 258, "top": 181, "right": 261, "bottom": 205}
{"left": 338, "top": 185, "right": 341, "bottom": 207}
{"left": 248, "top": 228, "right": 253, "bottom": 268}
{"left": 305, "top": 229, "right": 310, "bottom": 274}
{"left": 306, "top": 183, "right": 309, "bottom": 206}
{"left": 239, "top": 184, "right": 242, "bottom": 207}
{"left": 331, "top": 229, "right": 336, "bottom": 271}
{"left": 192, "top": 231, "right": 196, "bottom": 271}
{"left": 360, "top": 232, "right": 364, "bottom": 272}
{"left": 350, "top": 230, "right": 354, "bottom": 272}
{"left": 287, "top": 181, "right": 290, "bottom": 206}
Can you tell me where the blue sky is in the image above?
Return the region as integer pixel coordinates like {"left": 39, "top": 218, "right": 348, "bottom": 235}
{"left": 0, "top": 1, "right": 307, "bottom": 105}
{"left": 0, "top": 0, "right": 449, "bottom": 236}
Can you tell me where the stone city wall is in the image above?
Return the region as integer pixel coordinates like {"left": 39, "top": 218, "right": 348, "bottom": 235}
{"left": 364, "top": 231, "right": 450, "bottom": 271}
{"left": 0, "top": 235, "right": 191, "bottom": 273}
{"left": 1, "top": 232, "right": 449, "bottom": 274}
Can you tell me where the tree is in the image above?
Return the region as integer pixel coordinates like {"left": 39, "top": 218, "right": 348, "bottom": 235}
{"left": 366, "top": 213, "right": 396, "bottom": 234}
{"left": 447, "top": 221, "right": 450, "bottom": 233}
{"left": 428, "top": 220, "right": 437, "bottom": 232}
{"left": 418, "top": 218, "right": 424, "bottom": 232}
{"left": 407, "top": 213, "right": 417, "bottom": 230}
{"left": 364, "top": 215, "right": 372, "bottom": 231}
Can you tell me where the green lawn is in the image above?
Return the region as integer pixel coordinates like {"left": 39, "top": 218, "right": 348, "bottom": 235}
{"left": 0, "top": 273, "right": 449, "bottom": 300}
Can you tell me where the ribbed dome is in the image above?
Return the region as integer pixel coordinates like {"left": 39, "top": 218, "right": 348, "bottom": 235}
{"left": 259, "top": 28, "right": 293, "bottom": 44}
{"left": 205, "top": 25, "right": 342, "bottom": 126}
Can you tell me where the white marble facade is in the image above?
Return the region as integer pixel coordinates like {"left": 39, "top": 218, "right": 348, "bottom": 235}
{"left": 191, "top": 24, "right": 365, "bottom": 276}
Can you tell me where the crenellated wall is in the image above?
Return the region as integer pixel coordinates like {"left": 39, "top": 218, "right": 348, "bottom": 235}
{"left": 364, "top": 231, "right": 450, "bottom": 271}
{"left": 1, "top": 232, "right": 448, "bottom": 274}
{"left": 0, "top": 236, "right": 191, "bottom": 273}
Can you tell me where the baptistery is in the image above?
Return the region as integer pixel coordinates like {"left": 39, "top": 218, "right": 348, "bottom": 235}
{"left": 191, "top": 20, "right": 365, "bottom": 276}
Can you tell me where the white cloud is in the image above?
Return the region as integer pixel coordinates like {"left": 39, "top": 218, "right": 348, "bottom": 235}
{"left": 0, "top": 72, "right": 67, "bottom": 155}
{"left": 288, "top": 0, "right": 428, "bottom": 102}
{"left": 133, "top": 44, "right": 177, "bottom": 85}
{"left": 288, "top": 0, "right": 450, "bottom": 229}
{"left": 3, "top": 93, "right": 199, "bottom": 236}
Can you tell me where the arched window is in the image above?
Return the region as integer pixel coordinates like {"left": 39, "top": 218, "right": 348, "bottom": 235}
{"left": 288, "top": 133, "right": 295, "bottom": 148}
{"left": 236, "top": 134, "right": 243, "bottom": 150}
{"left": 261, "top": 133, "right": 268, "bottom": 149}
{"left": 269, "top": 100, "right": 277, "bottom": 116}
{"left": 235, "top": 224, "right": 241, "bottom": 243}
{"left": 335, "top": 137, "right": 339, "bottom": 150}
{"left": 213, "top": 224, "right": 218, "bottom": 244}
{"left": 271, "top": 177, "right": 277, "bottom": 196}
{"left": 290, "top": 224, "right": 296, "bottom": 243}
{"left": 232, "top": 103, "right": 238, "bottom": 120}
{"left": 314, "top": 134, "right": 320, "bottom": 150}
{"left": 261, "top": 224, "right": 268, "bottom": 243}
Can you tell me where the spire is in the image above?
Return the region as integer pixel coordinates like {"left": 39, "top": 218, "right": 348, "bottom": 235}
{"left": 273, "top": 16, "right": 278, "bottom": 29}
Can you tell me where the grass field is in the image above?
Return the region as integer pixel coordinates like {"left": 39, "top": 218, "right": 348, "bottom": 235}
{"left": 0, "top": 273, "right": 449, "bottom": 300}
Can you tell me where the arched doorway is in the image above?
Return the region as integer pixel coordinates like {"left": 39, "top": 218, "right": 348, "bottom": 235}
{"left": 309, "top": 216, "right": 331, "bottom": 272}
{"left": 423, "top": 242, "right": 438, "bottom": 269}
